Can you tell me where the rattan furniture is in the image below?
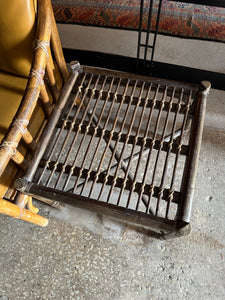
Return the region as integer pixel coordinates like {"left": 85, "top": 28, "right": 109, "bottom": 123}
{"left": 0, "top": 0, "right": 210, "bottom": 237}
{"left": 0, "top": 0, "right": 69, "bottom": 226}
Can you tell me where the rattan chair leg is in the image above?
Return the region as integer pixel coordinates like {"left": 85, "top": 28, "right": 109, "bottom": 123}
{"left": 0, "top": 198, "right": 48, "bottom": 226}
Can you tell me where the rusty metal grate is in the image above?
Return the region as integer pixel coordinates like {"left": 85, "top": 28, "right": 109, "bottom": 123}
{"left": 18, "top": 65, "right": 209, "bottom": 234}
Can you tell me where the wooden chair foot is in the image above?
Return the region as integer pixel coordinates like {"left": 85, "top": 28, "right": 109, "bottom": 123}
{"left": 0, "top": 198, "right": 48, "bottom": 227}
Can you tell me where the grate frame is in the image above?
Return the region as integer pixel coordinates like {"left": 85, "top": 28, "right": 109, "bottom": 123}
{"left": 16, "top": 64, "right": 210, "bottom": 235}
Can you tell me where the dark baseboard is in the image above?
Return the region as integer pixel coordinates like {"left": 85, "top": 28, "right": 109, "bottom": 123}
{"left": 63, "top": 48, "right": 225, "bottom": 91}
{"left": 171, "top": 0, "right": 225, "bottom": 8}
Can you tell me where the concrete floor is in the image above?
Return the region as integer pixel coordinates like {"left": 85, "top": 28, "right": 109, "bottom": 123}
{"left": 0, "top": 25, "right": 225, "bottom": 299}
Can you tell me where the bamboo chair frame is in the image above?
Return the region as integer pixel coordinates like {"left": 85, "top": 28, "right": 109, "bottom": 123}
{"left": 0, "top": 0, "right": 68, "bottom": 226}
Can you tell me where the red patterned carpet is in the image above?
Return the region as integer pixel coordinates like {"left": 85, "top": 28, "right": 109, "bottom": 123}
{"left": 52, "top": 0, "right": 225, "bottom": 42}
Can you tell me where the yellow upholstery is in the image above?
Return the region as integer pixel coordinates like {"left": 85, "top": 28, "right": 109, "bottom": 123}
{"left": 0, "top": 0, "right": 43, "bottom": 199}
{"left": 0, "top": 70, "right": 46, "bottom": 198}
{"left": 0, "top": 0, "right": 37, "bottom": 77}
{"left": 0, "top": 0, "right": 69, "bottom": 226}
{"left": 0, "top": 71, "right": 28, "bottom": 143}
{"left": 0, "top": 71, "right": 27, "bottom": 198}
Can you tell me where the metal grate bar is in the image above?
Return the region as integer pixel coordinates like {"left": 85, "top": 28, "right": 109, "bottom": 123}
{"left": 38, "top": 160, "right": 181, "bottom": 203}
{"left": 82, "top": 89, "right": 192, "bottom": 114}
{"left": 54, "top": 74, "right": 101, "bottom": 189}
{"left": 46, "top": 72, "right": 94, "bottom": 187}
{"left": 54, "top": 123, "right": 188, "bottom": 155}
{"left": 81, "top": 76, "right": 125, "bottom": 196}
{"left": 144, "top": 86, "right": 175, "bottom": 214}
{"left": 155, "top": 88, "right": 184, "bottom": 216}
{"left": 130, "top": 82, "right": 165, "bottom": 210}
{"left": 116, "top": 82, "right": 151, "bottom": 206}
{"left": 92, "top": 78, "right": 137, "bottom": 202}
{"left": 105, "top": 81, "right": 145, "bottom": 203}
{"left": 97, "top": 80, "right": 139, "bottom": 200}
{"left": 37, "top": 72, "right": 88, "bottom": 185}
{"left": 78, "top": 77, "right": 118, "bottom": 194}
{"left": 165, "top": 90, "right": 192, "bottom": 218}
{"left": 65, "top": 125, "right": 188, "bottom": 199}
{"left": 67, "top": 76, "right": 108, "bottom": 192}
{"left": 88, "top": 78, "right": 132, "bottom": 198}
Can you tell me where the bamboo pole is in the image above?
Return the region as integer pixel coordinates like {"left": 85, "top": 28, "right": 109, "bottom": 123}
{"left": 22, "top": 130, "right": 37, "bottom": 151}
{"left": 0, "top": 198, "right": 48, "bottom": 227}
{"left": 50, "top": 6, "right": 69, "bottom": 82}
{"left": 46, "top": 60, "right": 60, "bottom": 101}
{"left": 11, "top": 150, "right": 29, "bottom": 170}
{"left": 40, "top": 85, "right": 54, "bottom": 116}
{"left": 177, "top": 81, "right": 211, "bottom": 223}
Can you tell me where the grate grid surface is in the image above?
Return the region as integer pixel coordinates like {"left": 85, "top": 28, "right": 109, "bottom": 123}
{"left": 34, "top": 67, "right": 197, "bottom": 221}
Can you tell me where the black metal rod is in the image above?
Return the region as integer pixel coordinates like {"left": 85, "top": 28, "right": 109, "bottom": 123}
{"left": 145, "top": 86, "right": 173, "bottom": 214}
{"left": 144, "top": 0, "right": 154, "bottom": 63}
{"left": 137, "top": 0, "right": 144, "bottom": 63}
{"left": 155, "top": 88, "right": 184, "bottom": 216}
{"left": 165, "top": 90, "right": 192, "bottom": 218}
{"left": 79, "top": 77, "right": 116, "bottom": 194}
{"left": 149, "top": 0, "right": 163, "bottom": 73}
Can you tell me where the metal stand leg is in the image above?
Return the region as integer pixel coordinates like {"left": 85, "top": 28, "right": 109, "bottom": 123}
{"left": 137, "top": 0, "right": 163, "bottom": 75}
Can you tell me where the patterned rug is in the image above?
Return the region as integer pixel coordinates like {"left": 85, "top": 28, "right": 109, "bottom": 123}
{"left": 52, "top": 0, "right": 225, "bottom": 42}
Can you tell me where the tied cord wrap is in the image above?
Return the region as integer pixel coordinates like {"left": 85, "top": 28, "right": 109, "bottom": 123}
{"left": 0, "top": 140, "right": 18, "bottom": 156}
{"left": 12, "top": 119, "right": 29, "bottom": 135}
{"left": 30, "top": 40, "right": 49, "bottom": 85}
{"left": 29, "top": 68, "right": 45, "bottom": 85}
{"left": 34, "top": 40, "right": 50, "bottom": 57}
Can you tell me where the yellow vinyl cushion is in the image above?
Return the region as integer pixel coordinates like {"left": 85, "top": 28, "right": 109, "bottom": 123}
{"left": 0, "top": 71, "right": 27, "bottom": 198}
{"left": 0, "top": 0, "right": 37, "bottom": 77}
{"left": 0, "top": 70, "right": 28, "bottom": 143}
{"left": 0, "top": 70, "right": 45, "bottom": 198}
